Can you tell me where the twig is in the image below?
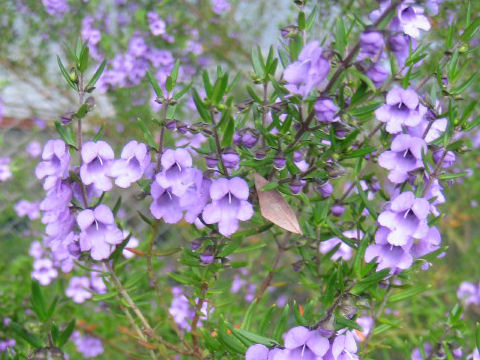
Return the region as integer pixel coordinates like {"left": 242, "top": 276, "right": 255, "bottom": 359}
{"left": 312, "top": 280, "right": 357, "bottom": 329}
{"left": 255, "top": 233, "right": 291, "bottom": 301}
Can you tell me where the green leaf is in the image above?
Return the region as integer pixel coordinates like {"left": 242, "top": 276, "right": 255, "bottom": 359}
{"left": 78, "top": 41, "right": 89, "bottom": 73}
{"left": 272, "top": 304, "right": 289, "bottom": 343}
{"left": 241, "top": 300, "right": 257, "bottom": 331}
{"left": 335, "top": 316, "right": 362, "bottom": 331}
{"left": 57, "top": 320, "right": 75, "bottom": 347}
{"left": 136, "top": 118, "right": 157, "bottom": 149}
{"left": 298, "top": 11, "right": 306, "bottom": 30}
{"left": 341, "top": 146, "right": 376, "bottom": 159}
{"left": 31, "top": 282, "right": 47, "bottom": 322}
{"left": 260, "top": 305, "right": 277, "bottom": 335}
{"left": 246, "top": 84, "right": 262, "bottom": 103}
{"left": 438, "top": 172, "right": 468, "bottom": 180}
{"left": 233, "top": 328, "right": 278, "bottom": 347}
{"left": 173, "top": 82, "right": 192, "bottom": 100}
{"left": 251, "top": 47, "right": 265, "bottom": 78}
{"left": 87, "top": 59, "right": 106, "bottom": 89}
{"left": 46, "top": 297, "right": 58, "bottom": 319}
{"left": 221, "top": 116, "right": 235, "bottom": 147}
{"left": 165, "top": 75, "right": 173, "bottom": 92}
{"left": 388, "top": 285, "right": 430, "bottom": 303}
{"left": 460, "top": 17, "right": 480, "bottom": 42}
{"left": 450, "top": 72, "right": 479, "bottom": 94}
{"left": 9, "top": 322, "right": 43, "bottom": 348}
{"left": 356, "top": 182, "right": 377, "bottom": 218}
{"left": 233, "top": 243, "right": 267, "bottom": 254}
{"left": 57, "top": 56, "right": 77, "bottom": 90}
{"left": 335, "top": 17, "right": 346, "bottom": 57}
{"left": 146, "top": 69, "right": 163, "bottom": 98}
{"left": 305, "top": 5, "right": 318, "bottom": 31}
{"left": 54, "top": 121, "right": 76, "bottom": 148}
{"left": 476, "top": 322, "right": 480, "bottom": 353}
{"left": 171, "top": 60, "right": 180, "bottom": 84}
{"left": 192, "top": 88, "right": 211, "bottom": 122}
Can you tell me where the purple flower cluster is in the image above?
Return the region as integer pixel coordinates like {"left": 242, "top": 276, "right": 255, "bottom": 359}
{"left": 0, "top": 339, "right": 15, "bottom": 353}
{"left": 245, "top": 327, "right": 359, "bottom": 360}
{"left": 66, "top": 271, "right": 106, "bottom": 303}
{"left": 283, "top": 41, "right": 330, "bottom": 97}
{"left": 168, "top": 287, "right": 211, "bottom": 330}
{"left": 0, "top": 157, "right": 12, "bottom": 182}
{"left": 150, "top": 149, "right": 253, "bottom": 236}
{"left": 72, "top": 331, "right": 104, "bottom": 358}
{"left": 42, "top": 0, "right": 68, "bottom": 16}
{"left": 457, "top": 281, "right": 480, "bottom": 306}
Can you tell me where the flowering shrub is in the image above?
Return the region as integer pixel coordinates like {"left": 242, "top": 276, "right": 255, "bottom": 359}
{"left": 1, "top": 0, "right": 480, "bottom": 359}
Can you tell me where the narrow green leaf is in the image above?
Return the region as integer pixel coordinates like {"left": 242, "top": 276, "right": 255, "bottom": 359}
{"left": 9, "top": 322, "right": 43, "bottom": 348}
{"left": 87, "top": 59, "right": 106, "bottom": 89}
{"left": 57, "top": 56, "right": 77, "bottom": 90}
{"left": 146, "top": 69, "right": 163, "bottom": 98}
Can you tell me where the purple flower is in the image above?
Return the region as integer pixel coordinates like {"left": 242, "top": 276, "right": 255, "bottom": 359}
{"left": 168, "top": 287, "right": 210, "bottom": 330}
{"left": 378, "top": 191, "right": 430, "bottom": 246}
{"left": 457, "top": 282, "right": 480, "bottom": 306}
{"left": 393, "top": 4, "right": 431, "bottom": 38}
{"left": 365, "top": 64, "right": 388, "bottom": 88}
{"left": 26, "top": 141, "right": 42, "bottom": 158}
{"left": 320, "top": 230, "right": 362, "bottom": 261}
{"left": 150, "top": 182, "right": 184, "bottom": 224}
{"left": 66, "top": 276, "right": 92, "bottom": 303}
{"left": 282, "top": 326, "right": 330, "bottom": 359}
{"left": 29, "top": 241, "right": 44, "bottom": 259}
{"left": 245, "top": 344, "right": 269, "bottom": 360}
{"left": 77, "top": 204, "right": 124, "bottom": 260}
{"left": 42, "top": 0, "right": 68, "bottom": 15}
{"left": 15, "top": 200, "right": 40, "bottom": 220}
{"left": 155, "top": 148, "right": 193, "bottom": 196}
{"left": 378, "top": 134, "right": 427, "bottom": 183}
{"left": 80, "top": 141, "right": 115, "bottom": 192}
{"left": 317, "top": 182, "right": 333, "bottom": 198}
{"left": 358, "top": 31, "right": 384, "bottom": 61}
{"left": 122, "top": 231, "right": 140, "bottom": 259}
{"left": 324, "top": 331, "right": 359, "bottom": 360}
{"left": 387, "top": 33, "right": 414, "bottom": 69}
{"left": 411, "top": 343, "right": 432, "bottom": 360}
{"left": 147, "top": 12, "right": 166, "bottom": 36}
{"left": 314, "top": 98, "right": 338, "bottom": 123}
{"left": 222, "top": 148, "right": 240, "bottom": 170}
{"left": 35, "top": 140, "right": 70, "bottom": 186}
{"left": 375, "top": 88, "right": 426, "bottom": 133}
{"left": 72, "top": 332, "right": 104, "bottom": 358}
{"left": 202, "top": 177, "right": 253, "bottom": 236}
{"left": 110, "top": 140, "right": 150, "bottom": 188}
{"left": 284, "top": 41, "right": 329, "bottom": 97}
{"left": 0, "top": 157, "right": 11, "bottom": 182}
{"left": 211, "top": 0, "right": 231, "bottom": 14}
{"left": 31, "top": 258, "right": 58, "bottom": 286}
{"left": 433, "top": 150, "right": 455, "bottom": 168}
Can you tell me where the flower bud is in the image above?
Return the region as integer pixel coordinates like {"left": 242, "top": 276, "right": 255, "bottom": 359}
{"left": 222, "top": 147, "right": 240, "bottom": 169}
{"left": 191, "top": 238, "right": 204, "bottom": 251}
{"left": 290, "top": 179, "right": 306, "bottom": 195}
{"left": 273, "top": 153, "right": 286, "bottom": 170}
{"left": 242, "top": 130, "right": 258, "bottom": 148}
{"left": 233, "top": 132, "right": 242, "bottom": 146}
{"left": 280, "top": 25, "right": 299, "bottom": 38}
{"left": 60, "top": 111, "right": 75, "bottom": 125}
{"left": 314, "top": 98, "right": 338, "bottom": 123}
{"left": 175, "top": 121, "right": 188, "bottom": 134}
{"left": 255, "top": 148, "right": 267, "bottom": 160}
{"left": 200, "top": 246, "right": 214, "bottom": 265}
{"left": 317, "top": 182, "right": 333, "bottom": 198}
{"left": 330, "top": 204, "right": 345, "bottom": 217}
{"left": 165, "top": 120, "right": 176, "bottom": 131}
{"left": 205, "top": 153, "right": 218, "bottom": 169}
{"left": 67, "top": 241, "right": 81, "bottom": 256}
{"left": 292, "top": 260, "right": 304, "bottom": 272}
{"left": 85, "top": 96, "right": 95, "bottom": 110}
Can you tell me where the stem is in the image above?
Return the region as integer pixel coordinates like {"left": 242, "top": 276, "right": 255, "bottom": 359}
{"left": 312, "top": 281, "right": 357, "bottom": 329}
{"left": 255, "top": 233, "right": 291, "bottom": 301}
{"left": 210, "top": 111, "right": 227, "bottom": 176}
{"left": 362, "top": 283, "right": 393, "bottom": 351}
{"left": 422, "top": 146, "right": 449, "bottom": 197}
{"left": 190, "top": 282, "right": 208, "bottom": 358}
{"left": 261, "top": 81, "right": 268, "bottom": 147}
{"left": 156, "top": 103, "right": 168, "bottom": 171}
{"left": 76, "top": 73, "right": 89, "bottom": 208}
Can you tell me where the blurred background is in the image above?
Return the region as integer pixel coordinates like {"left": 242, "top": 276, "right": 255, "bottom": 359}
{"left": 1, "top": 0, "right": 480, "bottom": 359}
